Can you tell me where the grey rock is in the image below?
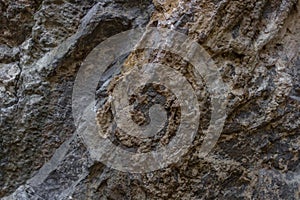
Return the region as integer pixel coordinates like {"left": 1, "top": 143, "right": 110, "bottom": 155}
{"left": 0, "top": 0, "right": 299, "bottom": 199}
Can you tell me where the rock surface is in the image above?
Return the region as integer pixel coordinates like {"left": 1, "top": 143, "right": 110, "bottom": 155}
{"left": 0, "top": 0, "right": 299, "bottom": 199}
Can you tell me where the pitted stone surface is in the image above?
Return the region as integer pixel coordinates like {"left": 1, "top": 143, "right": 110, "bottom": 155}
{"left": 0, "top": 0, "right": 299, "bottom": 199}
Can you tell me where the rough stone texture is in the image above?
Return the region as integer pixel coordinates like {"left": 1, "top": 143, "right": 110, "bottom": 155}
{"left": 0, "top": 0, "right": 153, "bottom": 198}
{"left": 0, "top": 0, "right": 299, "bottom": 199}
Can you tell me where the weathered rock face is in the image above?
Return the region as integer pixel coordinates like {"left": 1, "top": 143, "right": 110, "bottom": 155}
{"left": 0, "top": 0, "right": 154, "bottom": 198}
{"left": 0, "top": 0, "right": 299, "bottom": 199}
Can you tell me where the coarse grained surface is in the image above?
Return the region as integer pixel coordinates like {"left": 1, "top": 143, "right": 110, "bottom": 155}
{"left": 0, "top": 0, "right": 299, "bottom": 199}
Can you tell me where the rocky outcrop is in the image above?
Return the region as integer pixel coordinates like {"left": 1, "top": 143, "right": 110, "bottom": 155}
{"left": 0, "top": 0, "right": 299, "bottom": 199}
